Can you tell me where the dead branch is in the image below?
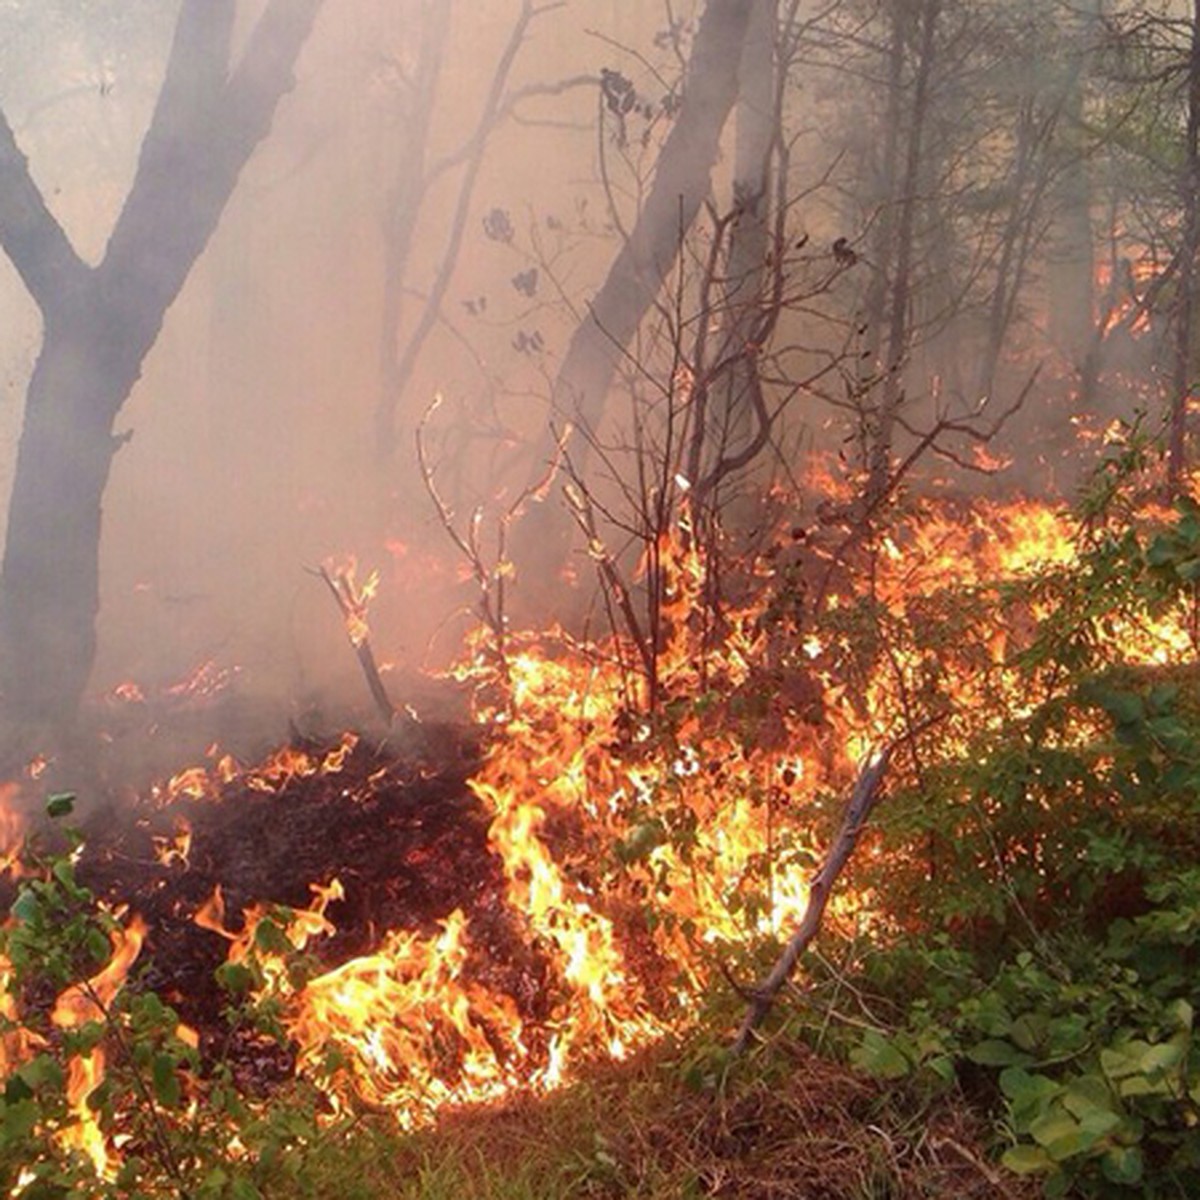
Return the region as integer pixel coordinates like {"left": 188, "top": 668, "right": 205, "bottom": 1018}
{"left": 313, "top": 566, "right": 396, "bottom": 727}
{"left": 731, "top": 710, "right": 951, "bottom": 1054}
{"left": 731, "top": 746, "right": 892, "bottom": 1055}
{"left": 562, "top": 476, "right": 655, "bottom": 685}
{"left": 417, "top": 396, "right": 565, "bottom": 680}
{"left": 813, "top": 368, "right": 1037, "bottom": 617}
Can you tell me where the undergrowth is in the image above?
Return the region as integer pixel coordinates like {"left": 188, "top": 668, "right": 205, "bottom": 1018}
{"left": 778, "top": 455, "right": 1200, "bottom": 1197}
{"left": 1, "top": 447, "right": 1198, "bottom": 1196}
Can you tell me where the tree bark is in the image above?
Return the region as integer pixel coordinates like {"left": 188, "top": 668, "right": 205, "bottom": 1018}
{"left": 512, "top": 0, "right": 755, "bottom": 583}
{"left": 539, "top": 0, "right": 755, "bottom": 463}
{"left": 0, "top": 0, "right": 323, "bottom": 726}
{"left": 711, "top": 0, "right": 777, "bottom": 462}
{"left": 1169, "top": 0, "right": 1200, "bottom": 492}
{"left": 866, "top": 0, "right": 940, "bottom": 508}
{"left": 1049, "top": 0, "right": 1101, "bottom": 382}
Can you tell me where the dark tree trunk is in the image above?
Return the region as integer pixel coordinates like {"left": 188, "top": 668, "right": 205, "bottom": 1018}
{"left": 1169, "top": 0, "right": 1200, "bottom": 491}
{"left": 867, "top": 0, "right": 939, "bottom": 507}
{"left": 0, "top": 0, "right": 323, "bottom": 728}
{"left": 1049, "top": 0, "right": 1102, "bottom": 381}
{"left": 513, "top": 0, "right": 754, "bottom": 584}
{"left": 859, "top": 5, "right": 907, "bottom": 392}
{"left": 712, "top": 0, "right": 777, "bottom": 460}
{"left": 976, "top": 96, "right": 1059, "bottom": 404}
{"left": 0, "top": 323, "right": 126, "bottom": 723}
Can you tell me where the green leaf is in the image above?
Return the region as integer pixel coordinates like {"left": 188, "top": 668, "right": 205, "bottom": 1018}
{"left": 1000, "top": 1066, "right": 1061, "bottom": 1130}
{"left": 230, "top": 1176, "right": 263, "bottom": 1200}
{"left": 152, "top": 1053, "right": 180, "bottom": 1109}
{"left": 0, "top": 1097, "right": 38, "bottom": 1142}
{"left": 1169, "top": 999, "right": 1194, "bottom": 1031}
{"left": 216, "top": 961, "right": 255, "bottom": 996}
{"left": 1000, "top": 1066, "right": 1060, "bottom": 1102}
{"left": 45, "top": 793, "right": 75, "bottom": 819}
{"left": 850, "top": 1030, "right": 910, "bottom": 1080}
{"left": 253, "top": 918, "right": 293, "bottom": 956}
{"left": 1061, "top": 1074, "right": 1116, "bottom": 1121}
{"left": 1136, "top": 1040, "right": 1184, "bottom": 1075}
{"left": 1102, "top": 1144, "right": 1144, "bottom": 1186}
{"left": 17, "top": 1055, "right": 64, "bottom": 1093}
{"left": 1097, "top": 690, "right": 1144, "bottom": 726}
{"left": 1010, "top": 1013, "right": 1047, "bottom": 1053}
{"left": 10, "top": 890, "right": 39, "bottom": 924}
{"left": 1001, "top": 1143, "right": 1053, "bottom": 1175}
{"left": 967, "top": 1038, "right": 1031, "bottom": 1067}
{"left": 1028, "top": 1109, "right": 1097, "bottom": 1161}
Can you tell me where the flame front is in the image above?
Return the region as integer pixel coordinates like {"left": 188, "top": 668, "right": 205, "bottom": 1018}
{"left": 21, "top": 489, "right": 1196, "bottom": 1153}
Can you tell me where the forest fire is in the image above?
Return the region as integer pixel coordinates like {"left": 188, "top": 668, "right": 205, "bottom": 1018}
{"left": 50, "top": 917, "right": 148, "bottom": 1177}
{"left": 6, "top": 484, "right": 1196, "bottom": 1185}
{"left": 4, "top": 2, "right": 1200, "bottom": 1193}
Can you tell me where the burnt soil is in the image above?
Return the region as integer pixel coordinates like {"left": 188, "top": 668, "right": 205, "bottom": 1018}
{"left": 4, "top": 724, "right": 558, "bottom": 1053}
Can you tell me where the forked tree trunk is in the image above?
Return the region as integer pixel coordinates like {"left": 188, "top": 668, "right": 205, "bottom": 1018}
{"left": 0, "top": 0, "right": 323, "bottom": 727}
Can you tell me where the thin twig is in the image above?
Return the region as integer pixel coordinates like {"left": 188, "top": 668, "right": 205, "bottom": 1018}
{"left": 312, "top": 566, "right": 396, "bottom": 726}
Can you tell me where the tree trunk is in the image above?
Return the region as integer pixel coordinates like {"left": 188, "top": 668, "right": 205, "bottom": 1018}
{"left": 1169, "top": 0, "right": 1200, "bottom": 491}
{"left": 867, "top": 0, "right": 940, "bottom": 508}
{"left": 1049, "top": 0, "right": 1102, "bottom": 380}
{"left": 711, "top": 0, "right": 777, "bottom": 463}
{"left": 540, "top": 0, "right": 755, "bottom": 458}
{"left": 513, "top": 0, "right": 755, "bottom": 582}
{"left": 0, "top": 0, "right": 323, "bottom": 728}
{"left": 976, "top": 95, "right": 1059, "bottom": 404}
{"left": 859, "top": 4, "right": 907, "bottom": 392}
{"left": 0, "top": 322, "right": 126, "bottom": 722}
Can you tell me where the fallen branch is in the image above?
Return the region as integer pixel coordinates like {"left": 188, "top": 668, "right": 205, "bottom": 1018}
{"left": 731, "top": 745, "right": 893, "bottom": 1055}
{"left": 313, "top": 566, "right": 396, "bottom": 726}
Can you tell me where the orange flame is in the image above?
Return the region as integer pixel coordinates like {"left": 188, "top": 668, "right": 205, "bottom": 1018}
{"left": 50, "top": 914, "right": 148, "bottom": 1178}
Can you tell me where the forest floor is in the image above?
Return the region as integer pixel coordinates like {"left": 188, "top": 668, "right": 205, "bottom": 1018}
{"left": 5, "top": 713, "right": 1034, "bottom": 1198}
{"left": 291, "top": 1032, "right": 1033, "bottom": 1200}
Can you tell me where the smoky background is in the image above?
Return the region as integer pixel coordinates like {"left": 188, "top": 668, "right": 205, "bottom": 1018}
{"left": 0, "top": 0, "right": 1175, "bottom": 767}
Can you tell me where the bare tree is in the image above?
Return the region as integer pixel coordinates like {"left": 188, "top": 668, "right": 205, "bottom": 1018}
{"left": 0, "top": 0, "right": 323, "bottom": 729}
{"left": 527, "top": 0, "right": 757, "bottom": 484}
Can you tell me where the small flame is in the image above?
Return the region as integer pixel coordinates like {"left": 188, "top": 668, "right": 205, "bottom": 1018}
{"left": 153, "top": 817, "right": 192, "bottom": 869}
{"left": 324, "top": 558, "right": 380, "bottom": 649}
{"left": 51, "top": 914, "right": 148, "bottom": 1178}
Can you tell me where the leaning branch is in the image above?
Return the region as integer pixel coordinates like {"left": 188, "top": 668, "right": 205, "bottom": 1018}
{"left": 731, "top": 746, "right": 892, "bottom": 1055}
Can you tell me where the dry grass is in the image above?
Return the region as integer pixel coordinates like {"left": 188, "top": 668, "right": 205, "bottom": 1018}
{"left": 293, "top": 1034, "right": 1036, "bottom": 1200}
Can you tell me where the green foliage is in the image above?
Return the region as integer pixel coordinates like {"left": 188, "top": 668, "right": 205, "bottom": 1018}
{"left": 0, "top": 800, "right": 344, "bottom": 1199}
{"left": 813, "top": 470, "right": 1200, "bottom": 1195}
